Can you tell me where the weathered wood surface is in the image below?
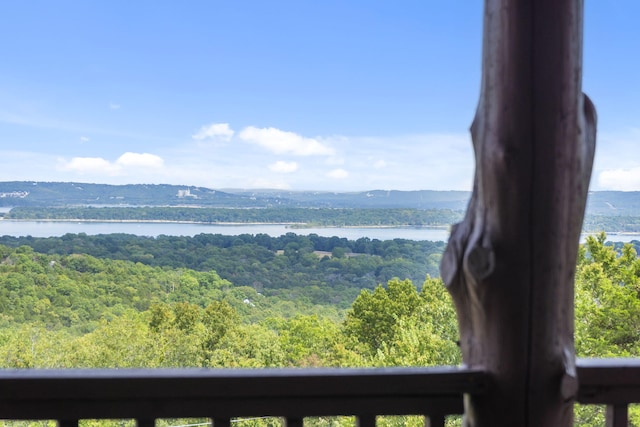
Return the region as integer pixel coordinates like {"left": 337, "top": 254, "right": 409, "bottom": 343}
{"left": 0, "top": 367, "right": 488, "bottom": 420}
{"left": 440, "top": 1, "right": 596, "bottom": 426}
{"left": 578, "top": 358, "right": 640, "bottom": 404}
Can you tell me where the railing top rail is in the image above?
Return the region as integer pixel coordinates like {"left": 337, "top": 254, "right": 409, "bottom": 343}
{"left": 577, "top": 358, "right": 640, "bottom": 405}
{"left": 3, "top": 359, "right": 640, "bottom": 420}
{"left": 0, "top": 366, "right": 489, "bottom": 399}
{"left": 0, "top": 366, "right": 489, "bottom": 420}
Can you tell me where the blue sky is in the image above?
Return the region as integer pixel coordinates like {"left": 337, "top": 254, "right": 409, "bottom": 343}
{"left": 0, "top": 1, "right": 639, "bottom": 191}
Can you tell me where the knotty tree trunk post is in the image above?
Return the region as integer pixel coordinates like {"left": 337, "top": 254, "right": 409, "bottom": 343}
{"left": 440, "top": 1, "right": 596, "bottom": 426}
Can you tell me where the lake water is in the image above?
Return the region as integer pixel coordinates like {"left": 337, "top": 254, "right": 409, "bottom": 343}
{"left": 0, "top": 220, "right": 636, "bottom": 243}
{"left": 0, "top": 220, "right": 452, "bottom": 241}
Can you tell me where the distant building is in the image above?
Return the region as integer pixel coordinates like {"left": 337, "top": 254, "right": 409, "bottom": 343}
{"left": 177, "top": 189, "right": 198, "bottom": 199}
{"left": 0, "top": 191, "right": 29, "bottom": 199}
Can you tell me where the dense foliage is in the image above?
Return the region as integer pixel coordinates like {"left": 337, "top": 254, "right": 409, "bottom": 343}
{"left": 0, "top": 241, "right": 459, "bottom": 370}
{"left": 0, "top": 232, "right": 639, "bottom": 426}
{"left": 583, "top": 215, "right": 640, "bottom": 233}
{"left": 573, "top": 233, "right": 640, "bottom": 426}
{"left": 0, "top": 233, "right": 445, "bottom": 307}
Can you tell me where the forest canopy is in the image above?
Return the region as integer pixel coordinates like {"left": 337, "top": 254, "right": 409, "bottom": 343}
{"left": 0, "top": 232, "right": 638, "bottom": 426}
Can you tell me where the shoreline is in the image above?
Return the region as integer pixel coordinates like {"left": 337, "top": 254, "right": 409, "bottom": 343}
{"left": 0, "top": 218, "right": 450, "bottom": 230}
{"left": 2, "top": 218, "right": 638, "bottom": 236}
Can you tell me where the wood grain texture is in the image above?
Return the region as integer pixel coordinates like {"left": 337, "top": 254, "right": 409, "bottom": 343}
{"left": 440, "top": 1, "right": 596, "bottom": 426}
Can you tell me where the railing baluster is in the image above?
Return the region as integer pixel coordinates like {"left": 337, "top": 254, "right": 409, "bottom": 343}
{"left": 606, "top": 404, "right": 629, "bottom": 427}
{"left": 212, "top": 418, "right": 230, "bottom": 427}
{"left": 58, "top": 420, "right": 78, "bottom": 427}
{"left": 356, "top": 415, "right": 376, "bottom": 427}
{"left": 425, "top": 414, "right": 445, "bottom": 427}
{"left": 285, "top": 417, "right": 303, "bottom": 427}
{"left": 136, "top": 419, "right": 155, "bottom": 427}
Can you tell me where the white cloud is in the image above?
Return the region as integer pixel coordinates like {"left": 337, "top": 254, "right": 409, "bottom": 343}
{"left": 116, "top": 152, "right": 164, "bottom": 168}
{"left": 598, "top": 168, "right": 640, "bottom": 191}
{"left": 192, "top": 123, "right": 235, "bottom": 141}
{"left": 239, "top": 126, "right": 335, "bottom": 156}
{"left": 327, "top": 168, "right": 349, "bottom": 179}
{"left": 58, "top": 152, "right": 164, "bottom": 178}
{"left": 60, "top": 157, "right": 121, "bottom": 175}
{"left": 80, "top": 136, "right": 90, "bottom": 143}
{"left": 6, "top": 125, "right": 477, "bottom": 191}
{"left": 109, "top": 103, "right": 121, "bottom": 110}
{"left": 269, "top": 160, "right": 298, "bottom": 173}
{"left": 170, "top": 131, "right": 474, "bottom": 191}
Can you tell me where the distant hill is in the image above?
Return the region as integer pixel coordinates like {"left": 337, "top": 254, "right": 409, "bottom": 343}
{"left": 227, "top": 189, "right": 471, "bottom": 210}
{"left": 1, "top": 182, "right": 640, "bottom": 215}
{"left": 585, "top": 192, "right": 640, "bottom": 216}
{"left": 0, "top": 181, "right": 470, "bottom": 210}
{"left": 0, "top": 182, "right": 269, "bottom": 208}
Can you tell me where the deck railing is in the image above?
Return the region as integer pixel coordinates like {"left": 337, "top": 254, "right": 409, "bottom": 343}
{"left": 0, "top": 359, "right": 638, "bottom": 427}
{"left": 0, "top": 366, "right": 488, "bottom": 427}
{"left": 577, "top": 358, "right": 640, "bottom": 427}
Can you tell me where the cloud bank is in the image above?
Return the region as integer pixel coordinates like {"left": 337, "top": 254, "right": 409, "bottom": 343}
{"left": 239, "top": 126, "right": 335, "bottom": 156}
{"left": 2, "top": 121, "right": 479, "bottom": 191}
{"left": 192, "top": 123, "right": 235, "bottom": 141}
{"left": 59, "top": 152, "right": 164, "bottom": 176}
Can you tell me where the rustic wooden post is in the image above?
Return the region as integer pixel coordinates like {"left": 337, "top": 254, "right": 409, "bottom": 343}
{"left": 440, "top": 1, "right": 596, "bottom": 426}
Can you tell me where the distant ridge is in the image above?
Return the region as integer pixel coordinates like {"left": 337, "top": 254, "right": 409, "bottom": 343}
{"left": 1, "top": 182, "right": 639, "bottom": 214}
{"left": 0, "top": 182, "right": 470, "bottom": 210}
{"left": 227, "top": 189, "right": 470, "bottom": 210}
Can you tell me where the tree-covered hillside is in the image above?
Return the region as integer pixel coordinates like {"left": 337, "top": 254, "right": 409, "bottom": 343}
{"left": 1, "top": 233, "right": 640, "bottom": 426}
{"left": 0, "top": 241, "right": 459, "bottom": 370}
{"left": 0, "top": 233, "right": 445, "bottom": 307}
{"left": 5, "top": 206, "right": 462, "bottom": 227}
{"left": 0, "top": 181, "right": 471, "bottom": 209}
{"left": 8, "top": 205, "right": 640, "bottom": 233}
{"left": 4, "top": 181, "right": 640, "bottom": 216}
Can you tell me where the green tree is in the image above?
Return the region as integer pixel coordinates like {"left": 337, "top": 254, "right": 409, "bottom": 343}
{"left": 574, "top": 234, "right": 640, "bottom": 426}
{"left": 344, "top": 279, "right": 422, "bottom": 356}
{"left": 202, "top": 301, "right": 239, "bottom": 352}
{"left": 276, "top": 315, "right": 341, "bottom": 366}
{"left": 372, "top": 277, "right": 460, "bottom": 367}
{"left": 148, "top": 302, "right": 174, "bottom": 332}
{"left": 173, "top": 302, "right": 202, "bottom": 332}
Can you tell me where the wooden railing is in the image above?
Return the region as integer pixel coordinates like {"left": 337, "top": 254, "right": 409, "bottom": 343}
{"left": 577, "top": 359, "right": 640, "bottom": 427}
{"left": 0, "top": 366, "right": 489, "bottom": 427}
{"left": 0, "top": 359, "right": 638, "bottom": 427}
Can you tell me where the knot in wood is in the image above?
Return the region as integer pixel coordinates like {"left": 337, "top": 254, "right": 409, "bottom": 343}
{"left": 464, "top": 244, "right": 495, "bottom": 281}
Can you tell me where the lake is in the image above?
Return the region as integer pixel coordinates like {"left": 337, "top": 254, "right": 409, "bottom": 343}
{"left": 0, "top": 220, "right": 453, "bottom": 241}
{"left": 0, "top": 220, "right": 636, "bottom": 243}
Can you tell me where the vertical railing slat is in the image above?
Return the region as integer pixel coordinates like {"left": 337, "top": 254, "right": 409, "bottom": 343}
{"left": 606, "top": 404, "right": 629, "bottom": 427}
{"left": 356, "top": 415, "right": 376, "bottom": 427}
{"left": 425, "top": 414, "right": 445, "bottom": 427}
{"left": 212, "top": 417, "right": 230, "bottom": 427}
{"left": 285, "top": 417, "right": 304, "bottom": 427}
